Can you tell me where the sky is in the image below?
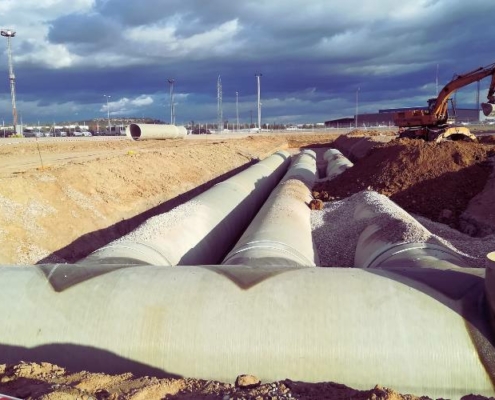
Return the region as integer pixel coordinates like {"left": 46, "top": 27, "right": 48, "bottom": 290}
{"left": 1, "top": 0, "right": 495, "bottom": 126}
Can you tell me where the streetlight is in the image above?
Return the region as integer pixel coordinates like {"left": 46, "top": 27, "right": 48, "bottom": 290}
{"left": 1, "top": 29, "right": 18, "bottom": 134}
{"left": 355, "top": 87, "right": 360, "bottom": 129}
{"left": 236, "top": 91, "right": 239, "bottom": 132}
{"left": 168, "top": 79, "right": 175, "bottom": 125}
{"left": 255, "top": 73, "right": 262, "bottom": 131}
{"left": 103, "top": 94, "right": 111, "bottom": 134}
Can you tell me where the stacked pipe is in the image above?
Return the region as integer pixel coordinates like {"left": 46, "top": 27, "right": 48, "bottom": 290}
{"left": 222, "top": 149, "right": 319, "bottom": 267}
{"left": 81, "top": 150, "right": 291, "bottom": 266}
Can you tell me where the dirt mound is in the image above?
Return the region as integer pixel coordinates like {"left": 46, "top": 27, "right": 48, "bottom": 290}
{"left": 0, "top": 361, "right": 440, "bottom": 400}
{"left": 347, "top": 129, "right": 397, "bottom": 137}
{"left": 313, "top": 139, "right": 495, "bottom": 228}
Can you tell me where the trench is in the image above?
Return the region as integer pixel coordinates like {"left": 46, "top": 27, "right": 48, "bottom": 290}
{"left": 0, "top": 147, "right": 494, "bottom": 399}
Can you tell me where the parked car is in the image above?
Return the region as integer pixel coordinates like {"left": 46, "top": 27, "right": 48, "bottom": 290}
{"left": 191, "top": 127, "right": 212, "bottom": 134}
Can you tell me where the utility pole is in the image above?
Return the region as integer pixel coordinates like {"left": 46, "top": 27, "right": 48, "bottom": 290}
{"left": 1, "top": 29, "right": 18, "bottom": 134}
{"left": 103, "top": 94, "right": 111, "bottom": 134}
{"left": 255, "top": 73, "right": 262, "bottom": 131}
{"left": 236, "top": 91, "right": 239, "bottom": 132}
{"left": 477, "top": 79, "right": 481, "bottom": 121}
{"left": 168, "top": 79, "right": 175, "bottom": 125}
{"left": 355, "top": 87, "right": 360, "bottom": 129}
{"left": 217, "top": 75, "right": 223, "bottom": 132}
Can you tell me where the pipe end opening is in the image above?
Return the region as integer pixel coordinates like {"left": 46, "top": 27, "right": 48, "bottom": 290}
{"left": 129, "top": 124, "right": 142, "bottom": 140}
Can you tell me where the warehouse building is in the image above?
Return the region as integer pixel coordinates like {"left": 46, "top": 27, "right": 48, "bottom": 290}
{"left": 325, "top": 107, "right": 481, "bottom": 128}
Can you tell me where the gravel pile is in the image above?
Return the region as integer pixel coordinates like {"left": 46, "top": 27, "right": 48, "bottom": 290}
{"left": 311, "top": 190, "right": 494, "bottom": 268}
{"left": 113, "top": 200, "right": 200, "bottom": 244}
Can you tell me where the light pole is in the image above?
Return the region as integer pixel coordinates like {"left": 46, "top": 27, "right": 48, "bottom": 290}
{"left": 236, "top": 91, "right": 239, "bottom": 132}
{"left": 103, "top": 94, "right": 111, "bottom": 134}
{"left": 255, "top": 73, "right": 262, "bottom": 131}
{"left": 168, "top": 79, "right": 175, "bottom": 125}
{"left": 1, "top": 29, "right": 18, "bottom": 134}
{"left": 355, "top": 87, "right": 360, "bottom": 129}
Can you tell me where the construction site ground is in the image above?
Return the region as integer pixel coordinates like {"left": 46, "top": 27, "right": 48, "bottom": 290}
{"left": 1, "top": 129, "right": 495, "bottom": 399}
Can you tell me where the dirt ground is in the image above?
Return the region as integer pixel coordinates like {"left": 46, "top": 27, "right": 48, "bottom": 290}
{"left": 314, "top": 136, "right": 495, "bottom": 231}
{"left": 1, "top": 131, "right": 495, "bottom": 399}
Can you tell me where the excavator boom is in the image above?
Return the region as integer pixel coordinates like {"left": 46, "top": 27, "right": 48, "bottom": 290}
{"left": 395, "top": 61, "right": 495, "bottom": 140}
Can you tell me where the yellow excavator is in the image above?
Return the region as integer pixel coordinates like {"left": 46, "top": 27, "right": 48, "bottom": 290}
{"left": 394, "top": 61, "right": 495, "bottom": 142}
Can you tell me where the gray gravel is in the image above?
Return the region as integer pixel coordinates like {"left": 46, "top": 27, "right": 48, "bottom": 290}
{"left": 311, "top": 190, "right": 495, "bottom": 268}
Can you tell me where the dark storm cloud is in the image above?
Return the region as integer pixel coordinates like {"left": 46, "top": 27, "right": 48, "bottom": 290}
{"left": 48, "top": 13, "right": 123, "bottom": 51}
{"left": 3, "top": 0, "right": 495, "bottom": 123}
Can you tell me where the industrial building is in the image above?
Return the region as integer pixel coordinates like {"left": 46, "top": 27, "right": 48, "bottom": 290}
{"left": 325, "top": 107, "right": 482, "bottom": 128}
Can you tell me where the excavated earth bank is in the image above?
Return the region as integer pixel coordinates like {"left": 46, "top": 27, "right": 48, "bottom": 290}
{"left": 1, "top": 132, "right": 495, "bottom": 399}
{"left": 314, "top": 137, "right": 495, "bottom": 231}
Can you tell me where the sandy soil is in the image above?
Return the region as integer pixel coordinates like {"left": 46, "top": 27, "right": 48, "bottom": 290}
{"left": 0, "top": 362, "right": 433, "bottom": 400}
{"left": 1, "top": 131, "right": 495, "bottom": 399}
{"left": 0, "top": 134, "right": 341, "bottom": 265}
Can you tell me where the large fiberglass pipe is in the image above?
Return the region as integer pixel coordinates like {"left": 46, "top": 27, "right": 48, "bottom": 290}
{"left": 0, "top": 264, "right": 493, "bottom": 399}
{"left": 323, "top": 148, "right": 353, "bottom": 179}
{"left": 126, "top": 123, "right": 187, "bottom": 140}
{"left": 222, "top": 149, "right": 318, "bottom": 267}
{"left": 81, "top": 151, "right": 291, "bottom": 266}
{"left": 353, "top": 193, "right": 466, "bottom": 269}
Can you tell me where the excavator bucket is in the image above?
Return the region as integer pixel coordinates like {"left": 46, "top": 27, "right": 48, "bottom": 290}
{"left": 481, "top": 102, "right": 495, "bottom": 117}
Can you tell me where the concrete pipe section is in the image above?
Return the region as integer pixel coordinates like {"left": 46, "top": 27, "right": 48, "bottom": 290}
{"left": 222, "top": 149, "right": 318, "bottom": 267}
{"left": 126, "top": 123, "right": 187, "bottom": 140}
{"left": 82, "top": 150, "right": 291, "bottom": 266}
{"left": 323, "top": 148, "right": 353, "bottom": 179}
{"left": 0, "top": 263, "right": 494, "bottom": 399}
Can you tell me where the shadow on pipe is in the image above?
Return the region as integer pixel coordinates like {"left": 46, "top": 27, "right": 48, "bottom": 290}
{"left": 0, "top": 343, "right": 181, "bottom": 379}
{"left": 36, "top": 160, "right": 258, "bottom": 264}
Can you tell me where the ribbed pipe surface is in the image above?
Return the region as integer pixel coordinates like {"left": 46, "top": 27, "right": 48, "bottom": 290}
{"left": 126, "top": 123, "right": 187, "bottom": 140}
{"left": 222, "top": 149, "right": 318, "bottom": 267}
{"left": 0, "top": 264, "right": 493, "bottom": 399}
{"left": 82, "top": 151, "right": 291, "bottom": 266}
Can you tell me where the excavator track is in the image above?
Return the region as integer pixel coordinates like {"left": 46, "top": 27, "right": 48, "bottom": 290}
{"left": 399, "top": 126, "right": 478, "bottom": 142}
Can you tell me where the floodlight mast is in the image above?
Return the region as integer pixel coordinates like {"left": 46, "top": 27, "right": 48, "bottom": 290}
{"left": 236, "top": 91, "right": 239, "bottom": 132}
{"left": 217, "top": 75, "right": 222, "bottom": 132}
{"left": 103, "top": 94, "right": 111, "bottom": 134}
{"left": 168, "top": 79, "right": 175, "bottom": 125}
{"left": 255, "top": 73, "right": 262, "bottom": 131}
{"left": 1, "top": 29, "right": 18, "bottom": 134}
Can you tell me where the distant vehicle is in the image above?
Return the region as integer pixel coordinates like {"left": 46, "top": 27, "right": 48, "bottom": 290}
{"left": 81, "top": 131, "right": 92, "bottom": 137}
{"left": 191, "top": 127, "right": 211, "bottom": 134}
{"left": 59, "top": 131, "right": 67, "bottom": 137}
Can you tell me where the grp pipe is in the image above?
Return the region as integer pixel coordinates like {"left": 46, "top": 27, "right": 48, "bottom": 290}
{"left": 125, "top": 123, "right": 187, "bottom": 140}
{"left": 353, "top": 195, "right": 467, "bottom": 269}
{"left": 0, "top": 264, "right": 494, "bottom": 399}
{"left": 323, "top": 148, "right": 353, "bottom": 179}
{"left": 82, "top": 150, "right": 291, "bottom": 266}
{"left": 222, "top": 149, "right": 318, "bottom": 267}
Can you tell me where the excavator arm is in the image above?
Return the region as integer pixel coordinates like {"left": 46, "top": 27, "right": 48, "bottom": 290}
{"left": 432, "top": 62, "right": 495, "bottom": 122}
{"left": 394, "top": 62, "right": 495, "bottom": 140}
